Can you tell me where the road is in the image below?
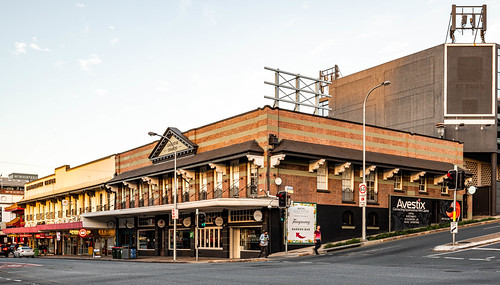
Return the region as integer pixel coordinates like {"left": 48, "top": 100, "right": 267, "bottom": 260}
{"left": 0, "top": 221, "right": 499, "bottom": 284}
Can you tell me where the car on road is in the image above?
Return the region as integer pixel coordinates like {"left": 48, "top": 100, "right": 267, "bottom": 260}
{"left": 0, "top": 244, "right": 12, "bottom": 257}
{"left": 13, "top": 246, "right": 35, "bottom": 258}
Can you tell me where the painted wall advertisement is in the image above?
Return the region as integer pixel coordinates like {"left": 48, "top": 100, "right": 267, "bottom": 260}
{"left": 287, "top": 202, "right": 316, "bottom": 244}
{"left": 390, "top": 196, "right": 431, "bottom": 230}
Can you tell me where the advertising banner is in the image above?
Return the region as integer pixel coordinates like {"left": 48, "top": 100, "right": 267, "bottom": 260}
{"left": 287, "top": 202, "right": 316, "bottom": 244}
{"left": 440, "top": 200, "right": 462, "bottom": 222}
{"left": 390, "top": 196, "right": 431, "bottom": 230}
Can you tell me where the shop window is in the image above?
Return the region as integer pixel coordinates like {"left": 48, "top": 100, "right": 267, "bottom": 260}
{"left": 419, "top": 175, "right": 427, "bottom": 192}
{"left": 366, "top": 170, "right": 377, "bottom": 203}
{"left": 342, "top": 211, "right": 354, "bottom": 229}
{"left": 239, "top": 228, "right": 260, "bottom": 251}
{"left": 138, "top": 229, "right": 155, "bottom": 250}
{"left": 169, "top": 229, "right": 191, "bottom": 250}
{"left": 342, "top": 168, "right": 353, "bottom": 202}
{"left": 394, "top": 171, "right": 403, "bottom": 190}
{"left": 367, "top": 212, "right": 379, "bottom": 229}
{"left": 197, "top": 227, "right": 222, "bottom": 249}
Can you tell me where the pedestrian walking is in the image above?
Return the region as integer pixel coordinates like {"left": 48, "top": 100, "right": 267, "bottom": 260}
{"left": 314, "top": 225, "right": 321, "bottom": 255}
{"left": 258, "top": 230, "right": 269, "bottom": 258}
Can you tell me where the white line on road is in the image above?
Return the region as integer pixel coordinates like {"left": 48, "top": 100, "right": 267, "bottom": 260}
{"left": 474, "top": 248, "right": 500, "bottom": 251}
{"left": 444, "top": 257, "right": 464, "bottom": 260}
{"left": 299, "top": 261, "right": 312, "bottom": 264}
{"left": 483, "top": 225, "right": 500, "bottom": 230}
{"left": 469, "top": 258, "right": 492, "bottom": 261}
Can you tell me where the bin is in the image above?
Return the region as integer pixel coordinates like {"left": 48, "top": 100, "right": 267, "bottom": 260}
{"left": 34, "top": 248, "right": 39, "bottom": 257}
{"left": 112, "top": 247, "right": 122, "bottom": 259}
{"left": 121, "top": 246, "right": 130, "bottom": 259}
{"left": 130, "top": 248, "right": 137, "bottom": 259}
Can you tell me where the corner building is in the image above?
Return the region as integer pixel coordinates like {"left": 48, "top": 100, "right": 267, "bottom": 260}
{"left": 83, "top": 106, "right": 463, "bottom": 258}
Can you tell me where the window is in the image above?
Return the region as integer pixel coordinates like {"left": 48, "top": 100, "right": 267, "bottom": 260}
{"left": 394, "top": 171, "right": 403, "bottom": 190}
{"left": 248, "top": 163, "right": 258, "bottom": 198}
{"left": 440, "top": 182, "right": 448, "bottom": 194}
{"left": 214, "top": 170, "right": 223, "bottom": 198}
{"left": 230, "top": 160, "right": 240, "bottom": 197}
{"left": 366, "top": 170, "right": 377, "bottom": 203}
{"left": 199, "top": 167, "right": 208, "bottom": 200}
{"left": 182, "top": 179, "right": 190, "bottom": 202}
{"left": 229, "top": 210, "right": 255, "bottom": 222}
{"left": 367, "top": 212, "right": 379, "bottom": 229}
{"left": 342, "top": 211, "right": 354, "bottom": 229}
{"left": 169, "top": 229, "right": 191, "bottom": 250}
{"left": 419, "top": 175, "right": 426, "bottom": 192}
{"left": 342, "top": 168, "right": 353, "bottom": 202}
{"left": 239, "top": 228, "right": 260, "bottom": 251}
{"left": 317, "top": 161, "right": 328, "bottom": 190}
{"left": 138, "top": 230, "right": 155, "bottom": 250}
{"left": 197, "top": 227, "right": 222, "bottom": 249}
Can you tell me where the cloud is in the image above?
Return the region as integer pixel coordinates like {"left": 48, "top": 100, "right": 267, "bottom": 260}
{"left": 302, "top": 2, "right": 309, "bottom": 9}
{"left": 96, "top": 89, "right": 109, "bottom": 96}
{"left": 75, "top": 3, "right": 85, "bottom": 8}
{"left": 179, "top": 0, "right": 192, "bottom": 12}
{"left": 203, "top": 5, "right": 217, "bottom": 26}
{"left": 13, "top": 42, "right": 27, "bottom": 55}
{"left": 109, "top": 26, "right": 115, "bottom": 30}
{"left": 110, "top": 37, "right": 119, "bottom": 45}
{"left": 79, "top": 54, "right": 102, "bottom": 73}
{"left": 156, "top": 80, "right": 171, "bottom": 93}
{"left": 29, "top": 43, "right": 50, "bottom": 52}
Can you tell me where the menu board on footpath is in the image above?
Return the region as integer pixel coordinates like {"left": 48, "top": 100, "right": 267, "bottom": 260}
{"left": 287, "top": 202, "right": 316, "bottom": 244}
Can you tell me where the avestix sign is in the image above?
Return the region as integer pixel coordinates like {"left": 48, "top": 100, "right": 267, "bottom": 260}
{"left": 390, "top": 196, "right": 431, "bottom": 231}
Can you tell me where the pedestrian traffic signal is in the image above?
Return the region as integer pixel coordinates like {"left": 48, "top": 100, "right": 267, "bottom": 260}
{"left": 277, "top": 191, "right": 286, "bottom": 208}
{"left": 446, "top": 170, "right": 457, "bottom": 190}
{"left": 198, "top": 213, "right": 206, "bottom": 228}
{"left": 280, "top": 208, "right": 285, "bottom": 222}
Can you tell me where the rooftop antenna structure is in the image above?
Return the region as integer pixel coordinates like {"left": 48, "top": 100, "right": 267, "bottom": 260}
{"left": 447, "top": 5, "right": 486, "bottom": 44}
{"left": 264, "top": 67, "right": 332, "bottom": 116}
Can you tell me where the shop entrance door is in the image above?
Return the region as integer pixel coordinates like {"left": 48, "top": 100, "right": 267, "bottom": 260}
{"left": 230, "top": 228, "right": 240, "bottom": 259}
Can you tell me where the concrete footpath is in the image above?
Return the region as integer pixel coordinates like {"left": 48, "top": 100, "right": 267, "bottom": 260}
{"left": 35, "top": 218, "right": 500, "bottom": 263}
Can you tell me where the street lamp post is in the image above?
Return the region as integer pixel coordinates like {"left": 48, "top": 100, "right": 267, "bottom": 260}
{"left": 362, "top": 81, "right": 390, "bottom": 241}
{"left": 148, "top": 131, "right": 178, "bottom": 261}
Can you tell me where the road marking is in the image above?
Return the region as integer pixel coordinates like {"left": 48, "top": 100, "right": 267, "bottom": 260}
{"left": 469, "top": 258, "right": 491, "bottom": 261}
{"left": 444, "top": 257, "right": 464, "bottom": 260}
{"left": 299, "top": 261, "right": 312, "bottom": 264}
{"left": 474, "top": 248, "right": 500, "bottom": 251}
{"left": 483, "top": 225, "right": 500, "bottom": 230}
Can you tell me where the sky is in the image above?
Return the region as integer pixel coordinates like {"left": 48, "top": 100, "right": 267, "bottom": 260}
{"left": 1, "top": 0, "right": 499, "bottom": 178}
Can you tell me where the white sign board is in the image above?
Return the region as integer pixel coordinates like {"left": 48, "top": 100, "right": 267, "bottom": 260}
{"left": 359, "top": 194, "right": 367, "bottom": 207}
{"left": 287, "top": 202, "right": 316, "bottom": 244}
{"left": 450, "top": 221, "right": 458, "bottom": 233}
{"left": 359, "top": 183, "right": 367, "bottom": 195}
{"left": 172, "top": 208, "right": 179, "bottom": 220}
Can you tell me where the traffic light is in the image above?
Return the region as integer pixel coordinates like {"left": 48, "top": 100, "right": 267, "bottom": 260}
{"left": 446, "top": 170, "right": 457, "bottom": 190}
{"left": 198, "top": 213, "right": 206, "bottom": 228}
{"left": 280, "top": 208, "right": 285, "bottom": 222}
{"left": 457, "top": 169, "right": 465, "bottom": 190}
{"left": 277, "top": 191, "right": 286, "bottom": 208}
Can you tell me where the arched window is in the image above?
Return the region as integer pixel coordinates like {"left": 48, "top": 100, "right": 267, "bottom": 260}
{"left": 342, "top": 211, "right": 354, "bottom": 229}
{"left": 367, "top": 212, "right": 379, "bottom": 228}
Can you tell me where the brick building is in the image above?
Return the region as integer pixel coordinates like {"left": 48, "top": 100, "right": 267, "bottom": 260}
{"left": 83, "top": 105, "right": 463, "bottom": 258}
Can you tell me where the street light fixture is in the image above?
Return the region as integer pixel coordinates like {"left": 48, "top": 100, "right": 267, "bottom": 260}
{"left": 148, "top": 131, "right": 178, "bottom": 261}
{"left": 362, "top": 81, "right": 390, "bottom": 241}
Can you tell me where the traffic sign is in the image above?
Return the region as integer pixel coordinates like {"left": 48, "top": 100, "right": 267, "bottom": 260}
{"left": 172, "top": 208, "right": 179, "bottom": 220}
{"left": 359, "top": 194, "right": 367, "bottom": 207}
{"left": 359, "top": 183, "right": 367, "bottom": 195}
{"left": 450, "top": 221, "right": 458, "bottom": 233}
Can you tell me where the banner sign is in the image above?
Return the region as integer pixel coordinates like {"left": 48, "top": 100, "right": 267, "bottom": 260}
{"left": 287, "top": 202, "right": 316, "bottom": 244}
{"left": 390, "top": 196, "right": 431, "bottom": 230}
{"left": 440, "top": 200, "right": 462, "bottom": 222}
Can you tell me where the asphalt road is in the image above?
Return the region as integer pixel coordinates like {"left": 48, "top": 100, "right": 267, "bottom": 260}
{"left": 0, "top": 221, "right": 499, "bottom": 285}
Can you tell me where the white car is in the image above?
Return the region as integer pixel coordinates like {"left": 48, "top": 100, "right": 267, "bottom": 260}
{"left": 13, "top": 246, "right": 35, "bottom": 258}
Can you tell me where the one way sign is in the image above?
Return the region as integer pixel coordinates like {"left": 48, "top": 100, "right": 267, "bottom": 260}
{"left": 450, "top": 221, "right": 458, "bottom": 234}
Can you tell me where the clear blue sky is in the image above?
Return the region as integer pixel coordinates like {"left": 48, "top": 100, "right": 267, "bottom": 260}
{"left": 1, "top": 0, "right": 499, "bottom": 178}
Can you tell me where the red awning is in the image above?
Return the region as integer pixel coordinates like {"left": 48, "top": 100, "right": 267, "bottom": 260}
{"left": 2, "top": 221, "right": 83, "bottom": 234}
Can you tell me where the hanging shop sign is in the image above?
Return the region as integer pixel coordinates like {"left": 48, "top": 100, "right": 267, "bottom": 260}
{"left": 287, "top": 202, "right": 316, "bottom": 244}
{"left": 35, "top": 233, "right": 54, "bottom": 239}
{"left": 98, "top": 229, "right": 116, "bottom": 236}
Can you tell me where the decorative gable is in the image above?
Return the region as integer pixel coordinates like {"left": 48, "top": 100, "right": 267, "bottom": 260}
{"left": 148, "top": 127, "right": 198, "bottom": 163}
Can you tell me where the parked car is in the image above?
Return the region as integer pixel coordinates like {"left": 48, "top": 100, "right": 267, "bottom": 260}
{"left": 0, "top": 244, "right": 12, "bottom": 257}
{"left": 13, "top": 246, "right": 35, "bottom": 258}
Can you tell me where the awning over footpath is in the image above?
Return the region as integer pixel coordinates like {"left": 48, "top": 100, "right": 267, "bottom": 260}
{"left": 2, "top": 221, "right": 83, "bottom": 234}
{"left": 272, "top": 139, "right": 454, "bottom": 173}
{"left": 107, "top": 140, "right": 264, "bottom": 185}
